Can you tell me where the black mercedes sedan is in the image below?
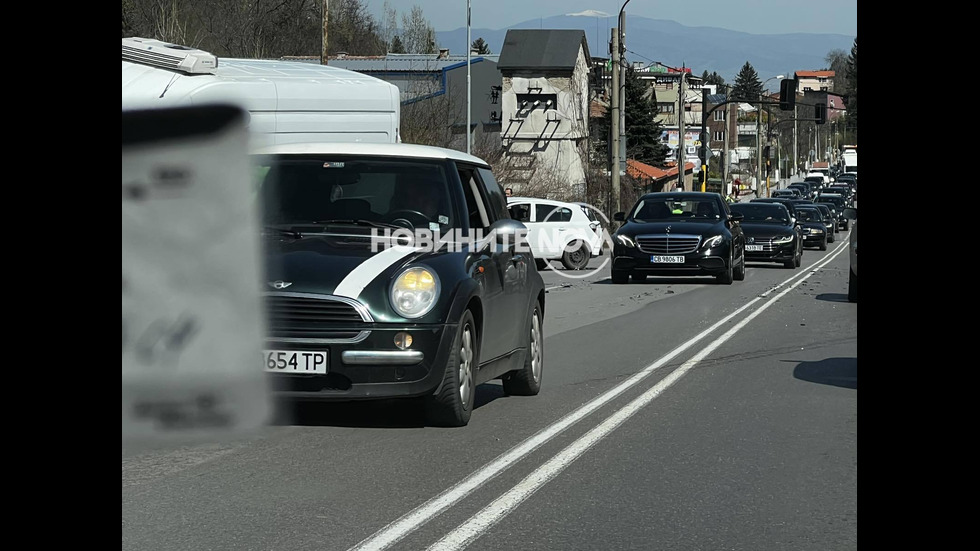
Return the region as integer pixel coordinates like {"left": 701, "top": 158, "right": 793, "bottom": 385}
{"left": 253, "top": 143, "right": 546, "bottom": 427}
{"left": 728, "top": 202, "right": 802, "bottom": 268}
{"left": 612, "top": 192, "right": 745, "bottom": 284}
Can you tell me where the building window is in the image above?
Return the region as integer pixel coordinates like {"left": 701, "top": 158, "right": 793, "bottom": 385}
{"left": 658, "top": 103, "right": 674, "bottom": 114}
{"left": 713, "top": 110, "right": 726, "bottom": 121}
{"left": 713, "top": 131, "right": 725, "bottom": 141}
{"left": 516, "top": 93, "right": 558, "bottom": 111}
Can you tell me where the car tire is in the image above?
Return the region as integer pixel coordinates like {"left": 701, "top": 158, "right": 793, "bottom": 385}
{"left": 819, "top": 237, "right": 827, "bottom": 251}
{"left": 828, "top": 232, "right": 835, "bottom": 243}
{"left": 611, "top": 269, "right": 629, "bottom": 284}
{"left": 847, "top": 268, "right": 857, "bottom": 303}
{"left": 631, "top": 273, "right": 647, "bottom": 283}
{"left": 534, "top": 258, "right": 549, "bottom": 271}
{"left": 734, "top": 249, "right": 746, "bottom": 281}
{"left": 425, "top": 310, "right": 477, "bottom": 427}
{"left": 716, "top": 252, "right": 734, "bottom": 284}
{"left": 502, "top": 302, "right": 543, "bottom": 396}
{"left": 561, "top": 240, "right": 590, "bottom": 270}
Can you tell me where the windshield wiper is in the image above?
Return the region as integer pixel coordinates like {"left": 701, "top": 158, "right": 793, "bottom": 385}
{"left": 264, "top": 226, "right": 303, "bottom": 239}
{"left": 313, "top": 219, "right": 405, "bottom": 229}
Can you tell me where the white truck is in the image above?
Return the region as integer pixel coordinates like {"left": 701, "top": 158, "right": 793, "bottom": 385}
{"left": 122, "top": 37, "right": 401, "bottom": 148}
{"left": 841, "top": 146, "right": 858, "bottom": 176}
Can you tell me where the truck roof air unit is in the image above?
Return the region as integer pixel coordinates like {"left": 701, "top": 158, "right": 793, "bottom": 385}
{"left": 122, "top": 37, "right": 218, "bottom": 74}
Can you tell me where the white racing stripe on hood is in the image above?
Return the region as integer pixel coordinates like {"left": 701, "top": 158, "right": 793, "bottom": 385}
{"left": 332, "top": 245, "right": 422, "bottom": 300}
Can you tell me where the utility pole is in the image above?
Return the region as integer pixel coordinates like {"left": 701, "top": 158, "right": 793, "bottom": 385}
{"left": 723, "top": 94, "right": 731, "bottom": 191}
{"left": 466, "top": 0, "right": 471, "bottom": 154}
{"left": 676, "top": 68, "right": 685, "bottom": 191}
{"left": 610, "top": 27, "right": 620, "bottom": 215}
{"left": 321, "top": 0, "right": 329, "bottom": 65}
{"left": 793, "top": 103, "right": 798, "bottom": 177}
{"left": 755, "top": 96, "right": 761, "bottom": 197}
{"left": 700, "top": 86, "right": 709, "bottom": 192}
{"left": 765, "top": 102, "right": 772, "bottom": 197}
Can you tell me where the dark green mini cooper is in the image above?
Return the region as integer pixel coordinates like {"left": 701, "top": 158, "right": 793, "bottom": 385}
{"left": 254, "top": 143, "right": 546, "bottom": 427}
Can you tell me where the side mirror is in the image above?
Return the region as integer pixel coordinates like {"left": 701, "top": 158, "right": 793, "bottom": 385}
{"left": 613, "top": 212, "right": 626, "bottom": 222}
{"left": 790, "top": 217, "right": 797, "bottom": 226}
{"left": 728, "top": 211, "right": 744, "bottom": 222}
{"left": 489, "top": 218, "right": 529, "bottom": 249}
{"left": 842, "top": 207, "right": 857, "bottom": 220}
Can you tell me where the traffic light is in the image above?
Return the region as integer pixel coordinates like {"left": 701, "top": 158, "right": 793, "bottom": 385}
{"left": 698, "top": 145, "right": 707, "bottom": 162}
{"left": 779, "top": 79, "right": 796, "bottom": 110}
{"left": 815, "top": 102, "right": 827, "bottom": 125}
{"left": 763, "top": 145, "right": 771, "bottom": 159}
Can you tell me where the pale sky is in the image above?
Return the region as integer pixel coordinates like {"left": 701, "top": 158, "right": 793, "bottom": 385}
{"left": 364, "top": 0, "right": 858, "bottom": 36}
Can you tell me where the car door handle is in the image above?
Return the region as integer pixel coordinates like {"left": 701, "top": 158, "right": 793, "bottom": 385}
{"left": 558, "top": 227, "right": 566, "bottom": 231}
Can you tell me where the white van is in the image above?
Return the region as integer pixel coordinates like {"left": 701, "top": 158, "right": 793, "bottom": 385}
{"left": 122, "top": 37, "right": 401, "bottom": 148}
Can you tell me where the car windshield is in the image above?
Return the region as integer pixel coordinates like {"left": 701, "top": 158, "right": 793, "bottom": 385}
{"left": 729, "top": 204, "right": 789, "bottom": 224}
{"left": 254, "top": 156, "right": 456, "bottom": 231}
{"left": 630, "top": 198, "right": 721, "bottom": 221}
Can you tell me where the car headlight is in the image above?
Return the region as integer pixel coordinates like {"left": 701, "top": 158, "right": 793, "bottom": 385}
{"left": 772, "top": 235, "right": 794, "bottom": 244}
{"left": 615, "top": 234, "right": 636, "bottom": 248}
{"left": 701, "top": 235, "right": 724, "bottom": 250}
{"left": 809, "top": 228, "right": 824, "bottom": 234}
{"left": 390, "top": 267, "right": 440, "bottom": 319}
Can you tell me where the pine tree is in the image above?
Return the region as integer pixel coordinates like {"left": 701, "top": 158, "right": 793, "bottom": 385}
{"left": 592, "top": 65, "right": 669, "bottom": 168}
{"left": 730, "top": 62, "right": 762, "bottom": 102}
{"left": 390, "top": 35, "right": 405, "bottom": 53}
{"left": 845, "top": 37, "right": 857, "bottom": 129}
{"left": 471, "top": 38, "right": 491, "bottom": 54}
{"left": 623, "top": 65, "right": 669, "bottom": 166}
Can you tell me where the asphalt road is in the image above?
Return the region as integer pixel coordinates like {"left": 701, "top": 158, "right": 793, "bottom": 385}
{"left": 123, "top": 229, "right": 857, "bottom": 551}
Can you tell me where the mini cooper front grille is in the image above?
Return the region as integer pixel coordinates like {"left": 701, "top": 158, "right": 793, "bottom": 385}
{"left": 265, "top": 293, "right": 372, "bottom": 342}
{"left": 635, "top": 235, "right": 701, "bottom": 255}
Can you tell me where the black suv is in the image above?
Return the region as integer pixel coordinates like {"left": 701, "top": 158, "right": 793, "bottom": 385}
{"left": 254, "top": 142, "right": 546, "bottom": 426}
{"left": 612, "top": 192, "right": 746, "bottom": 284}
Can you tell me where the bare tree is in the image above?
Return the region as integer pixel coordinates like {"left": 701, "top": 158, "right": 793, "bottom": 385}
{"left": 380, "top": 0, "right": 398, "bottom": 53}
{"left": 328, "top": 0, "right": 385, "bottom": 55}
{"left": 401, "top": 5, "right": 437, "bottom": 54}
{"left": 825, "top": 48, "right": 848, "bottom": 93}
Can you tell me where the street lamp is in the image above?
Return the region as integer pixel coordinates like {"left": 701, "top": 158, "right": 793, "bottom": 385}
{"left": 756, "top": 74, "right": 783, "bottom": 197}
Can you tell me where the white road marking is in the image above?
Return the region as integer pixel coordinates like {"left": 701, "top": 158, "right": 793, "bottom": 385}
{"left": 350, "top": 246, "right": 847, "bottom": 551}
{"left": 428, "top": 245, "right": 847, "bottom": 550}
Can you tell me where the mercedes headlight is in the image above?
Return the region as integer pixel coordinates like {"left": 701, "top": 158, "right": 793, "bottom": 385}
{"left": 701, "top": 235, "right": 724, "bottom": 250}
{"left": 390, "top": 267, "right": 440, "bottom": 318}
{"left": 615, "top": 235, "right": 636, "bottom": 248}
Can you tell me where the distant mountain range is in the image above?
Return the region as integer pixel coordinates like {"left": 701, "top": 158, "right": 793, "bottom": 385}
{"left": 436, "top": 13, "right": 854, "bottom": 83}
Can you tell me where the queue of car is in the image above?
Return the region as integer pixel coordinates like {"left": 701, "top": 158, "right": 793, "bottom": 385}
{"left": 253, "top": 143, "right": 855, "bottom": 426}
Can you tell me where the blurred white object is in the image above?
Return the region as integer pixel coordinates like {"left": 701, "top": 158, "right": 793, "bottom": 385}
{"left": 122, "top": 103, "right": 271, "bottom": 443}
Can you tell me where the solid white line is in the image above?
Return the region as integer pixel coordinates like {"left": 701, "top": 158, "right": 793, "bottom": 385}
{"left": 427, "top": 245, "right": 848, "bottom": 551}
{"left": 348, "top": 246, "right": 846, "bottom": 551}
